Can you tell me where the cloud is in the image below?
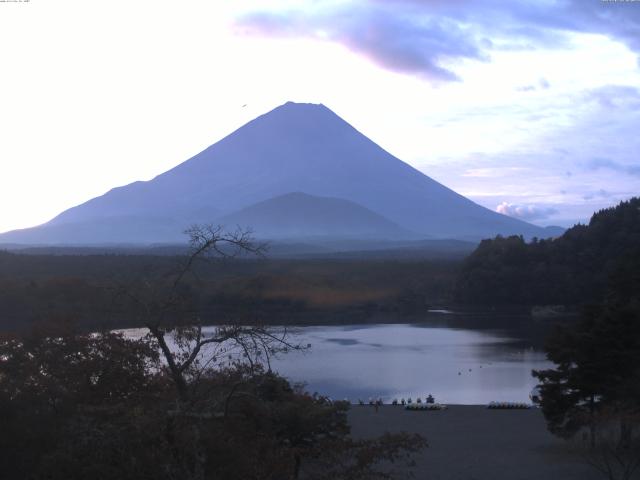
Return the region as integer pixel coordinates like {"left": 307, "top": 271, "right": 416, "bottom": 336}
{"left": 586, "top": 158, "right": 640, "bottom": 177}
{"left": 582, "top": 189, "right": 612, "bottom": 201}
{"left": 583, "top": 85, "right": 640, "bottom": 110}
{"left": 516, "top": 77, "right": 551, "bottom": 92}
{"left": 496, "top": 202, "right": 558, "bottom": 221}
{"left": 551, "top": 0, "right": 640, "bottom": 53}
{"left": 377, "top": 0, "right": 640, "bottom": 53}
{"left": 236, "top": 1, "right": 640, "bottom": 81}
{"left": 237, "top": 6, "right": 486, "bottom": 81}
{"left": 462, "top": 166, "right": 531, "bottom": 178}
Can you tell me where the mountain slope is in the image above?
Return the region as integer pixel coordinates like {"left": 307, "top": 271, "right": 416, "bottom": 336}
{"left": 1, "top": 101, "right": 554, "bottom": 244}
{"left": 218, "top": 192, "right": 415, "bottom": 240}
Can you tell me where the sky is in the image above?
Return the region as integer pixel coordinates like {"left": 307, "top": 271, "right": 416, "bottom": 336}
{"left": 1, "top": 0, "right": 639, "bottom": 233}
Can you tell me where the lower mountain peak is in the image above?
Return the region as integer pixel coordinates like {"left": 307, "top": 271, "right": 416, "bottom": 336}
{"left": 219, "top": 192, "right": 416, "bottom": 240}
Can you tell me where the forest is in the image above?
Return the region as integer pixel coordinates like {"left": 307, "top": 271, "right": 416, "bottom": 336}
{"left": 0, "top": 249, "right": 459, "bottom": 332}
{"left": 454, "top": 197, "right": 640, "bottom": 307}
{"left": 2, "top": 198, "right": 638, "bottom": 335}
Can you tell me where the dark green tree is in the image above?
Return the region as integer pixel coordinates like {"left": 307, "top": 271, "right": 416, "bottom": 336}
{"left": 533, "top": 304, "right": 640, "bottom": 440}
{"left": 455, "top": 197, "right": 640, "bottom": 306}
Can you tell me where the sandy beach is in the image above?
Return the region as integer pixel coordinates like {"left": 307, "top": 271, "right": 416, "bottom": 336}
{"left": 348, "top": 405, "right": 601, "bottom": 480}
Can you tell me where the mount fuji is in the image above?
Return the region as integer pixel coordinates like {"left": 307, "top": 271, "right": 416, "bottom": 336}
{"left": 1, "top": 102, "right": 560, "bottom": 245}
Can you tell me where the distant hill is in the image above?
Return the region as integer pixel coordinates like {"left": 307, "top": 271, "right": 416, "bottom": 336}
{"left": 454, "top": 197, "right": 640, "bottom": 306}
{"left": 1, "top": 101, "right": 556, "bottom": 245}
{"left": 218, "top": 192, "right": 415, "bottom": 240}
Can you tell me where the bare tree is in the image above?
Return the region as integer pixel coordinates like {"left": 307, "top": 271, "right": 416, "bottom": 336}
{"left": 117, "top": 224, "right": 304, "bottom": 400}
{"left": 114, "top": 224, "right": 306, "bottom": 480}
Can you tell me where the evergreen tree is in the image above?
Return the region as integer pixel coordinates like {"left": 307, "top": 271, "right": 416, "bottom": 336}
{"left": 455, "top": 197, "right": 640, "bottom": 306}
{"left": 533, "top": 303, "right": 640, "bottom": 443}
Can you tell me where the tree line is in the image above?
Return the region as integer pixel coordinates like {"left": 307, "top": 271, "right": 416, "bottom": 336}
{"left": 0, "top": 247, "right": 458, "bottom": 332}
{"left": 454, "top": 197, "right": 640, "bottom": 306}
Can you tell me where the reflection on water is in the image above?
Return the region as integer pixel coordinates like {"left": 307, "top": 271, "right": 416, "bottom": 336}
{"left": 267, "top": 323, "right": 551, "bottom": 405}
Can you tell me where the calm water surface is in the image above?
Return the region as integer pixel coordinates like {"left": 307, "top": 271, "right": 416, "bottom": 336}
{"left": 124, "top": 316, "right": 553, "bottom": 405}
{"left": 266, "top": 323, "right": 551, "bottom": 405}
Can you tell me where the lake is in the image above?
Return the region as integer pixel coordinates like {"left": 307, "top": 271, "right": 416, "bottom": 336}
{"left": 267, "top": 321, "right": 551, "bottom": 405}
{"left": 123, "top": 312, "right": 554, "bottom": 405}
